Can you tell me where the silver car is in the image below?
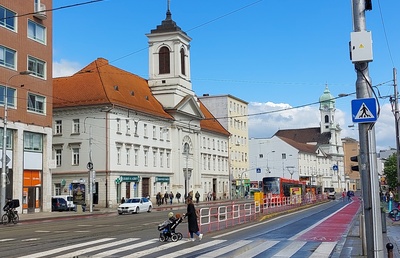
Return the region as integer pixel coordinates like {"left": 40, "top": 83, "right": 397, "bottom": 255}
{"left": 117, "top": 197, "right": 152, "bottom": 215}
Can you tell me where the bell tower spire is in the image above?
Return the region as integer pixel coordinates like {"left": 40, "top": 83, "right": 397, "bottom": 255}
{"left": 146, "top": 2, "right": 193, "bottom": 108}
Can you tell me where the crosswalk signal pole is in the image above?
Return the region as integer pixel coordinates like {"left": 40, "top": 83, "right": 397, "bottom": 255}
{"left": 350, "top": 1, "right": 383, "bottom": 257}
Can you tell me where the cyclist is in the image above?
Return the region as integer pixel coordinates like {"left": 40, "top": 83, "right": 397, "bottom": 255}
{"left": 3, "top": 198, "right": 15, "bottom": 220}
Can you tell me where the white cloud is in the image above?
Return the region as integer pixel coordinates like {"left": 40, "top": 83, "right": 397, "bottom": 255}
{"left": 248, "top": 101, "right": 396, "bottom": 152}
{"left": 53, "top": 59, "right": 82, "bottom": 78}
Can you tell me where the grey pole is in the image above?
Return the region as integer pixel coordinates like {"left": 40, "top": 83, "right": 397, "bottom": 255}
{"left": 351, "top": 1, "right": 383, "bottom": 257}
{"left": 393, "top": 68, "right": 400, "bottom": 198}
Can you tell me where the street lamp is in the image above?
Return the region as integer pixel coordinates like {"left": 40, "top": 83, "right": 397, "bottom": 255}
{"left": 1, "top": 71, "right": 31, "bottom": 216}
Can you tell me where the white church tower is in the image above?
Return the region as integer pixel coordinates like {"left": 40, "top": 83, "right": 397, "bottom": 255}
{"left": 146, "top": 2, "right": 194, "bottom": 109}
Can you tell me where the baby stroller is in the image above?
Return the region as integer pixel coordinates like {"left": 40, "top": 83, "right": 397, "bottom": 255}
{"left": 158, "top": 212, "right": 184, "bottom": 242}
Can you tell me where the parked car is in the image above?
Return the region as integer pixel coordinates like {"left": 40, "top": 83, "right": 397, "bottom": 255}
{"left": 117, "top": 197, "right": 152, "bottom": 215}
{"left": 52, "top": 197, "right": 68, "bottom": 212}
{"left": 324, "top": 187, "right": 336, "bottom": 200}
{"left": 52, "top": 195, "right": 75, "bottom": 211}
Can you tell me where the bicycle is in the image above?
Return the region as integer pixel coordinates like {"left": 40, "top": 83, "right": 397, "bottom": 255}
{"left": 388, "top": 208, "right": 400, "bottom": 222}
{"left": 1, "top": 208, "right": 19, "bottom": 225}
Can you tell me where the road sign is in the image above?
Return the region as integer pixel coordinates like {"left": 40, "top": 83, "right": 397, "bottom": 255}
{"left": 87, "top": 161, "right": 93, "bottom": 170}
{"left": 1, "top": 155, "right": 10, "bottom": 165}
{"left": 256, "top": 168, "right": 261, "bottom": 173}
{"left": 351, "top": 98, "right": 377, "bottom": 123}
{"left": 333, "top": 165, "right": 338, "bottom": 171}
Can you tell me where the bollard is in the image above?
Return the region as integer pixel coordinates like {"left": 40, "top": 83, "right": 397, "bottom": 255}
{"left": 381, "top": 207, "right": 387, "bottom": 233}
{"left": 386, "top": 243, "right": 393, "bottom": 258}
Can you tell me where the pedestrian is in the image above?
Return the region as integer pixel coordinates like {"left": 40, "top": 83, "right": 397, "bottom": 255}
{"left": 176, "top": 192, "right": 181, "bottom": 203}
{"left": 156, "top": 192, "right": 162, "bottom": 206}
{"left": 121, "top": 197, "right": 125, "bottom": 204}
{"left": 342, "top": 189, "right": 346, "bottom": 202}
{"left": 347, "top": 190, "right": 352, "bottom": 202}
{"left": 184, "top": 197, "right": 203, "bottom": 241}
{"left": 195, "top": 191, "right": 200, "bottom": 203}
{"left": 169, "top": 191, "right": 174, "bottom": 204}
{"left": 164, "top": 191, "right": 169, "bottom": 205}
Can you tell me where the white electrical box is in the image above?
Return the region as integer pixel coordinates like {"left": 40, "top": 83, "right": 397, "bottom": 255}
{"left": 350, "top": 31, "right": 373, "bottom": 63}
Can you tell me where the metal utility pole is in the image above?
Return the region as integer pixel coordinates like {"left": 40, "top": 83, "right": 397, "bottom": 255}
{"left": 351, "top": 1, "right": 383, "bottom": 257}
{"left": 392, "top": 68, "right": 400, "bottom": 197}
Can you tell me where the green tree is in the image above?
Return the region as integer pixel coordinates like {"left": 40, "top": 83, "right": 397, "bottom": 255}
{"left": 383, "top": 154, "right": 397, "bottom": 191}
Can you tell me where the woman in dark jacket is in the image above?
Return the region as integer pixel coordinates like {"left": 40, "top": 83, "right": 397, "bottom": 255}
{"left": 184, "top": 197, "right": 203, "bottom": 241}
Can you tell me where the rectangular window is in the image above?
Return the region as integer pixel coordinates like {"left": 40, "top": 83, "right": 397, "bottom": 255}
{"left": 117, "top": 146, "right": 121, "bottom": 165}
{"left": 55, "top": 149, "right": 62, "bottom": 167}
{"left": 116, "top": 118, "right": 121, "bottom": 133}
{"left": 153, "top": 149, "right": 157, "bottom": 167}
{"left": 134, "top": 148, "right": 139, "bottom": 166}
{"left": 0, "top": 86, "right": 16, "bottom": 108}
{"left": 160, "top": 151, "right": 164, "bottom": 167}
{"left": 144, "top": 149, "right": 148, "bottom": 167}
{"left": 27, "top": 93, "right": 45, "bottom": 113}
{"left": 152, "top": 126, "right": 156, "bottom": 139}
{"left": 0, "top": 46, "right": 16, "bottom": 69}
{"left": 28, "top": 20, "right": 46, "bottom": 44}
{"left": 24, "top": 131, "right": 42, "bottom": 152}
{"left": 54, "top": 183, "right": 61, "bottom": 195}
{"left": 0, "top": 6, "right": 16, "bottom": 30}
{"left": 126, "top": 119, "right": 130, "bottom": 135}
{"left": 55, "top": 120, "right": 62, "bottom": 134}
{"left": 72, "top": 119, "right": 79, "bottom": 134}
{"left": 166, "top": 152, "right": 170, "bottom": 168}
{"left": 126, "top": 148, "right": 130, "bottom": 165}
{"left": 143, "top": 124, "right": 148, "bottom": 138}
{"left": 0, "top": 128, "right": 12, "bottom": 149}
{"left": 28, "top": 56, "right": 45, "bottom": 78}
{"left": 72, "top": 148, "right": 79, "bottom": 165}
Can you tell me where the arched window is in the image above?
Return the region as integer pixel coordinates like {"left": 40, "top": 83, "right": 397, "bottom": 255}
{"left": 180, "top": 48, "right": 186, "bottom": 75}
{"left": 159, "top": 46, "right": 170, "bottom": 74}
{"left": 324, "top": 115, "right": 329, "bottom": 123}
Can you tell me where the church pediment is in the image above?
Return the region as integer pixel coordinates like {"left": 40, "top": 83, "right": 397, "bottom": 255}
{"left": 167, "top": 95, "right": 205, "bottom": 120}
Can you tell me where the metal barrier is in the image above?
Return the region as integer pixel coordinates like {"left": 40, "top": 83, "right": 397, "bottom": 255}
{"left": 198, "top": 194, "right": 327, "bottom": 234}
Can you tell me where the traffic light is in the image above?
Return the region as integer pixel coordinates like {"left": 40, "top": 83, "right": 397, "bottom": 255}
{"left": 350, "top": 156, "right": 359, "bottom": 172}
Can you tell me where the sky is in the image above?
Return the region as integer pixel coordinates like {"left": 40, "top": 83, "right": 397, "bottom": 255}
{"left": 52, "top": 0, "right": 400, "bottom": 151}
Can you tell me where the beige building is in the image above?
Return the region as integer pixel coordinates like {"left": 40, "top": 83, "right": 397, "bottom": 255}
{"left": 342, "top": 137, "right": 360, "bottom": 191}
{"left": 199, "top": 95, "right": 249, "bottom": 197}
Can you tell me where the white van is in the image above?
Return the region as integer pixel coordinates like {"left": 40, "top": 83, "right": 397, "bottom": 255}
{"left": 53, "top": 195, "right": 75, "bottom": 211}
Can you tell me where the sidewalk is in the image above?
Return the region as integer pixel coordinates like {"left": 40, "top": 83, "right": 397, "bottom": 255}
{"left": 337, "top": 200, "right": 400, "bottom": 258}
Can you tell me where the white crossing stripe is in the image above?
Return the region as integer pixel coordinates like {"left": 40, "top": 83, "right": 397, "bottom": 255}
{"left": 233, "top": 240, "right": 279, "bottom": 258}
{"left": 157, "top": 240, "right": 226, "bottom": 258}
{"left": 272, "top": 241, "right": 307, "bottom": 257}
{"left": 197, "top": 240, "right": 252, "bottom": 258}
{"left": 121, "top": 239, "right": 186, "bottom": 258}
{"left": 0, "top": 238, "right": 15, "bottom": 242}
{"left": 93, "top": 239, "right": 157, "bottom": 257}
{"left": 54, "top": 238, "right": 139, "bottom": 258}
{"left": 17, "top": 238, "right": 115, "bottom": 258}
{"left": 309, "top": 242, "right": 337, "bottom": 258}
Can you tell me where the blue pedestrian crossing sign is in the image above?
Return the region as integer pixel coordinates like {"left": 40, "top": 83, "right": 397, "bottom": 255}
{"left": 351, "top": 98, "right": 377, "bottom": 123}
{"left": 256, "top": 168, "right": 261, "bottom": 173}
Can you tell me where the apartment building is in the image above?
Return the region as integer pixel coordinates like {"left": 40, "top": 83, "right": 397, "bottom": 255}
{"left": 0, "top": 0, "right": 53, "bottom": 213}
{"left": 199, "top": 95, "right": 249, "bottom": 197}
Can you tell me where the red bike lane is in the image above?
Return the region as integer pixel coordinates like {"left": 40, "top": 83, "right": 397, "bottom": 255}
{"left": 296, "top": 198, "right": 361, "bottom": 242}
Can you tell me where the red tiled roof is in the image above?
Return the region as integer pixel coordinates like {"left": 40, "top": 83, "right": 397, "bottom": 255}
{"left": 277, "top": 136, "right": 319, "bottom": 154}
{"left": 53, "top": 58, "right": 229, "bottom": 136}
{"left": 274, "top": 127, "right": 331, "bottom": 145}
{"left": 53, "top": 58, "right": 173, "bottom": 120}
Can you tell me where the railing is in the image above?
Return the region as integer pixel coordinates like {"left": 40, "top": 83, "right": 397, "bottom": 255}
{"left": 198, "top": 194, "right": 327, "bottom": 234}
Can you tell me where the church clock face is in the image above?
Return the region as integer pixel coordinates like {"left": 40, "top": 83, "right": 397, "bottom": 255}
{"left": 323, "top": 104, "right": 328, "bottom": 111}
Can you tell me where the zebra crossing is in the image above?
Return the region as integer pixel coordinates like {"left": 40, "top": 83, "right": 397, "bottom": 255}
{"left": 11, "top": 236, "right": 338, "bottom": 258}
